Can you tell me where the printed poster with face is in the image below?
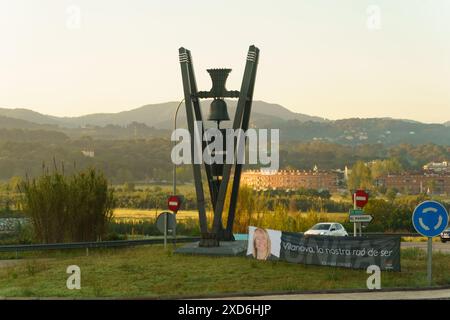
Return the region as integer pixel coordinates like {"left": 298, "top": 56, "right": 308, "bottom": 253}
{"left": 247, "top": 226, "right": 282, "bottom": 260}
{"left": 246, "top": 226, "right": 401, "bottom": 271}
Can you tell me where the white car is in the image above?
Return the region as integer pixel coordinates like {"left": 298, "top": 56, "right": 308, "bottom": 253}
{"left": 304, "top": 222, "right": 348, "bottom": 237}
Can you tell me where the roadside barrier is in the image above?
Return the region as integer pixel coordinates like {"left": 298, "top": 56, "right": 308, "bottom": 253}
{"left": 0, "top": 237, "right": 201, "bottom": 253}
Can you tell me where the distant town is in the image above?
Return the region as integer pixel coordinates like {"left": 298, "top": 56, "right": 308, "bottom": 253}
{"left": 241, "top": 161, "right": 450, "bottom": 195}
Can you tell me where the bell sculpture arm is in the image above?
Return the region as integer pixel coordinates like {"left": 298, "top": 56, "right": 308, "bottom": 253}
{"left": 211, "top": 45, "right": 260, "bottom": 241}
{"left": 178, "top": 45, "right": 259, "bottom": 246}
{"left": 178, "top": 47, "right": 212, "bottom": 236}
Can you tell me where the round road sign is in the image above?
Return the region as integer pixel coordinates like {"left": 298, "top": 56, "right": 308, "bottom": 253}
{"left": 156, "top": 212, "right": 176, "bottom": 234}
{"left": 412, "top": 200, "right": 449, "bottom": 237}
{"left": 353, "top": 190, "right": 369, "bottom": 208}
{"left": 168, "top": 195, "right": 182, "bottom": 213}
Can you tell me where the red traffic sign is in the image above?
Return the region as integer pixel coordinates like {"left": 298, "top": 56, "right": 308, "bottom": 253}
{"left": 353, "top": 190, "right": 369, "bottom": 208}
{"left": 168, "top": 195, "right": 182, "bottom": 213}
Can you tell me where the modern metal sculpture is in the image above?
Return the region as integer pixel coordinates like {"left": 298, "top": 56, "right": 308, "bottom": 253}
{"left": 179, "top": 45, "right": 259, "bottom": 247}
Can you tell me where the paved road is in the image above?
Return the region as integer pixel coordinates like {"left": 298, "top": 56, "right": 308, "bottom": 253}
{"left": 402, "top": 241, "right": 450, "bottom": 253}
{"left": 218, "top": 288, "right": 450, "bottom": 300}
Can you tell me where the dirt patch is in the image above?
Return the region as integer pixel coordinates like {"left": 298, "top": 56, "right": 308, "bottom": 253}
{"left": 0, "top": 260, "right": 22, "bottom": 269}
{"left": 402, "top": 242, "right": 450, "bottom": 254}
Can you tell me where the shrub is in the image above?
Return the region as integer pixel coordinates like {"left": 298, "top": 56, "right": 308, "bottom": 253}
{"left": 19, "top": 166, "right": 115, "bottom": 243}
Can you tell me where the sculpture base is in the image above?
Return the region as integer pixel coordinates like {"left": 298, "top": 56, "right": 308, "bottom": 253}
{"left": 199, "top": 233, "right": 219, "bottom": 247}
{"left": 199, "top": 238, "right": 220, "bottom": 247}
{"left": 175, "top": 240, "right": 247, "bottom": 256}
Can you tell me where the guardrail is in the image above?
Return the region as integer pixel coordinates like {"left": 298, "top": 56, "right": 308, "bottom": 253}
{"left": 0, "top": 233, "right": 424, "bottom": 254}
{"left": 0, "top": 237, "right": 201, "bottom": 253}
{"left": 364, "top": 233, "right": 422, "bottom": 237}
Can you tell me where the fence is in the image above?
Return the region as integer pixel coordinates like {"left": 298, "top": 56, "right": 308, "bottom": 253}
{"left": 0, "top": 233, "right": 423, "bottom": 254}
{"left": 0, "top": 237, "right": 201, "bottom": 253}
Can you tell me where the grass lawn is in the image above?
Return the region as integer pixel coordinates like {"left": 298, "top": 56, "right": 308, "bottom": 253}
{"left": 0, "top": 246, "right": 450, "bottom": 298}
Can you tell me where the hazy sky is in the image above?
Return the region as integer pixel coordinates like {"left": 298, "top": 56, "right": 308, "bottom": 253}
{"left": 1, "top": 0, "right": 450, "bottom": 122}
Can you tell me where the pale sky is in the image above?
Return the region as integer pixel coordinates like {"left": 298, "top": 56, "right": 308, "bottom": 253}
{"left": 1, "top": 0, "right": 450, "bottom": 123}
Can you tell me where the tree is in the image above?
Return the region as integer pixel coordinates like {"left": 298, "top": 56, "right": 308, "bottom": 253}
{"left": 386, "top": 188, "right": 398, "bottom": 202}
{"left": 371, "top": 158, "right": 403, "bottom": 179}
{"left": 347, "top": 161, "right": 372, "bottom": 191}
{"left": 364, "top": 199, "right": 396, "bottom": 232}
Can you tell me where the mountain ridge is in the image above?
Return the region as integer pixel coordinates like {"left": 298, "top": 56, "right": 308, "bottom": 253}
{"left": 0, "top": 101, "right": 327, "bottom": 129}
{"left": 1, "top": 101, "right": 446, "bottom": 128}
{"left": 1, "top": 102, "right": 450, "bottom": 146}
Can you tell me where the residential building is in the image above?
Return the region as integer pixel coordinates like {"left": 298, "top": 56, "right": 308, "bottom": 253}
{"left": 240, "top": 169, "right": 341, "bottom": 192}
{"left": 423, "top": 161, "right": 449, "bottom": 173}
{"left": 375, "top": 173, "right": 450, "bottom": 195}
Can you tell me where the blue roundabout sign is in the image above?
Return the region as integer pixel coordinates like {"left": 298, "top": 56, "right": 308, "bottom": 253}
{"left": 412, "top": 200, "right": 449, "bottom": 237}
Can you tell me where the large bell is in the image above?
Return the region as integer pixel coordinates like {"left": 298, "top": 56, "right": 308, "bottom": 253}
{"left": 207, "top": 98, "right": 230, "bottom": 123}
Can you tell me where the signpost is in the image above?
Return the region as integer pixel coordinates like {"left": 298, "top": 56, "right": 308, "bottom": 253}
{"left": 167, "top": 195, "right": 182, "bottom": 248}
{"left": 349, "top": 215, "right": 373, "bottom": 223}
{"left": 349, "top": 209, "right": 364, "bottom": 216}
{"left": 351, "top": 190, "right": 369, "bottom": 237}
{"left": 156, "top": 212, "right": 176, "bottom": 249}
{"left": 412, "top": 200, "right": 449, "bottom": 286}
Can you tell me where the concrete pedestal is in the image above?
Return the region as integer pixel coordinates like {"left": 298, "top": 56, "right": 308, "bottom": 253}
{"left": 175, "top": 240, "right": 247, "bottom": 256}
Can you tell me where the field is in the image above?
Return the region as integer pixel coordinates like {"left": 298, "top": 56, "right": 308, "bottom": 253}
{"left": 113, "top": 208, "right": 201, "bottom": 221}
{"left": 0, "top": 245, "right": 449, "bottom": 298}
{"left": 112, "top": 209, "right": 356, "bottom": 238}
{"left": 113, "top": 208, "right": 348, "bottom": 223}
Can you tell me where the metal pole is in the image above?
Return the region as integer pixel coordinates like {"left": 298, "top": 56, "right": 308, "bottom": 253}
{"left": 173, "top": 99, "right": 184, "bottom": 248}
{"left": 173, "top": 99, "right": 184, "bottom": 196}
{"left": 164, "top": 213, "right": 167, "bottom": 249}
{"left": 427, "top": 237, "right": 432, "bottom": 286}
{"left": 353, "top": 192, "right": 357, "bottom": 237}
{"left": 173, "top": 215, "right": 177, "bottom": 248}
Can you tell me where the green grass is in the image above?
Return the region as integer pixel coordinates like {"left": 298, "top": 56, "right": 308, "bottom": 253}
{"left": 402, "top": 236, "right": 443, "bottom": 242}
{"left": 0, "top": 246, "right": 449, "bottom": 298}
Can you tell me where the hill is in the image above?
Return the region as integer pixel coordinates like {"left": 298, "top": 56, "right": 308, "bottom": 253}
{"left": 277, "top": 118, "right": 450, "bottom": 145}
{"left": 1, "top": 102, "right": 450, "bottom": 145}
{"left": 0, "top": 115, "right": 59, "bottom": 130}
{"left": 0, "top": 101, "right": 327, "bottom": 129}
{"left": 0, "top": 108, "right": 61, "bottom": 126}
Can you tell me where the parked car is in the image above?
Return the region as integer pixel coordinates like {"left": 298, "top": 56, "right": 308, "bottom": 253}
{"left": 304, "top": 222, "right": 348, "bottom": 237}
{"left": 440, "top": 228, "right": 450, "bottom": 243}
